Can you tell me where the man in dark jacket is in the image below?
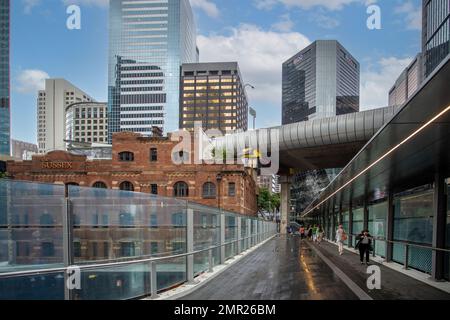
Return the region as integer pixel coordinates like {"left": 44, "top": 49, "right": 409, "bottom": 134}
{"left": 356, "top": 229, "right": 373, "bottom": 265}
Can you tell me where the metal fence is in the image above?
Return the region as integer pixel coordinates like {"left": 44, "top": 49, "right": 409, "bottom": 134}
{"left": 0, "top": 180, "right": 277, "bottom": 300}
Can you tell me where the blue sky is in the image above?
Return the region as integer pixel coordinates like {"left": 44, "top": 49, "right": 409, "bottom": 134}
{"left": 11, "top": 0, "right": 422, "bottom": 143}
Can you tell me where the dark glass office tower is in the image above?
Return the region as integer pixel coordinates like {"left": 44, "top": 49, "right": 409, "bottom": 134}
{"left": 108, "top": 0, "right": 198, "bottom": 142}
{"left": 282, "top": 40, "right": 359, "bottom": 125}
{"left": 422, "top": 0, "right": 450, "bottom": 77}
{"left": 0, "top": 0, "right": 10, "bottom": 156}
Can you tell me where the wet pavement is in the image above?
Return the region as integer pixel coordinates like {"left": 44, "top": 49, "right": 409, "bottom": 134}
{"left": 180, "top": 236, "right": 450, "bottom": 300}
{"left": 181, "top": 235, "right": 358, "bottom": 300}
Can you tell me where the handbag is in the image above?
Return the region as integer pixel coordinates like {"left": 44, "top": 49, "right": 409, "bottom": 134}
{"left": 341, "top": 233, "right": 348, "bottom": 241}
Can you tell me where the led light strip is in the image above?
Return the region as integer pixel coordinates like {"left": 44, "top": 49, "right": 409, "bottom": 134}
{"left": 301, "top": 105, "right": 450, "bottom": 218}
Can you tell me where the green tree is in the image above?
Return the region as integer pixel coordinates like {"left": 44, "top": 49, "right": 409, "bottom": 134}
{"left": 270, "top": 193, "right": 280, "bottom": 212}
{"left": 257, "top": 188, "right": 272, "bottom": 212}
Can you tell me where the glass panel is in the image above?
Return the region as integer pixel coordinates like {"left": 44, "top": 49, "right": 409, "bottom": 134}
{"left": 74, "top": 263, "right": 149, "bottom": 300}
{"left": 69, "top": 185, "right": 187, "bottom": 263}
{"left": 191, "top": 204, "right": 220, "bottom": 276}
{"left": 352, "top": 207, "right": 364, "bottom": 247}
{"left": 393, "top": 188, "right": 434, "bottom": 274}
{"left": 0, "top": 180, "right": 65, "bottom": 273}
{"left": 368, "top": 201, "right": 387, "bottom": 257}
{"left": 0, "top": 272, "right": 65, "bottom": 300}
{"left": 342, "top": 211, "right": 349, "bottom": 246}
{"left": 445, "top": 180, "right": 450, "bottom": 280}
{"left": 225, "top": 215, "right": 237, "bottom": 259}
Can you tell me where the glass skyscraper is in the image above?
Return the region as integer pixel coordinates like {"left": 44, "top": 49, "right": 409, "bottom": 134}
{"left": 422, "top": 0, "right": 450, "bottom": 77}
{"left": 108, "top": 0, "right": 198, "bottom": 142}
{"left": 0, "top": 0, "right": 10, "bottom": 156}
{"left": 282, "top": 40, "right": 360, "bottom": 125}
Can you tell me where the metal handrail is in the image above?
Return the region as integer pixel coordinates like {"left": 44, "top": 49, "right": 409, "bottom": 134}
{"left": 0, "top": 231, "right": 275, "bottom": 279}
{"left": 344, "top": 233, "right": 450, "bottom": 253}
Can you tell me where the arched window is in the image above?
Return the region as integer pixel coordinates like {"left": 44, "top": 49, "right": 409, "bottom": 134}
{"left": 92, "top": 181, "right": 107, "bottom": 189}
{"left": 119, "top": 181, "right": 134, "bottom": 192}
{"left": 202, "top": 182, "right": 217, "bottom": 199}
{"left": 173, "top": 182, "right": 189, "bottom": 197}
{"left": 119, "top": 151, "right": 134, "bottom": 162}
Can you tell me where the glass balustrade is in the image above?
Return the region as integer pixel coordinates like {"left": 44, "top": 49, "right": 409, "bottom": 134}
{"left": 0, "top": 180, "right": 277, "bottom": 300}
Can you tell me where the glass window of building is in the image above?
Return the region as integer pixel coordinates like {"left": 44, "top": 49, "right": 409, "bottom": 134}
{"left": 150, "top": 148, "right": 158, "bottom": 162}
{"left": 151, "top": 184, "right": 158, "bottom": 195}
{"left": 228, "top": 183, "right": 236, "bottom": 197}
{"left": 174, "top": 182, "right": 189, "bottom": 197}
{"left": 119, "top": 151, "right": 134, "bottom": 162}
{"left": 352, "top": 207, "right": 364, "bottom": 247}
{"left": 119, "top": 181, "right": 134, "bottom": 192}
{"left": 93, "top": 181, "right": 107, "bottom": 189}
{"left": 202, "top": 182, "right": 217, "bottom": 199}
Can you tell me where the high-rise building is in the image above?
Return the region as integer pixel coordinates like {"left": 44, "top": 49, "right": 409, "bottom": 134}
{"left": 422, "top": 0, "right": 450, "bottom": 78}
{"left": 389, "top": 53, "right": 424, "bottom": 107}
{"left": 37, "top": 79, "right": 94, "bottom": 153}
{"left": 108, "top": 0, "right": 198, "bottom": 142}
{"left": 65, "top": 102, "right": 108, "bottom": 144}
{"left": 0, "top": 0, "right": 10, "bottom": 156}
{"left": 282, "top": 40, "right": 360, "bottom": 125}
{"left": 180, "top": 62, "right": 249, "bottom": 133}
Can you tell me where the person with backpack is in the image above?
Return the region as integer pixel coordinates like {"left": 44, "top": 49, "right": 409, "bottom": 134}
{"left": 355, "top": 229, "right": 373, "bottom": 265}
{"left": 335, "top": 224, "right": 347, "bottom": 255}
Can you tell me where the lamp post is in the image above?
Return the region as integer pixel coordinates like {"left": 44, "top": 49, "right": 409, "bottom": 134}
{"left": 216, "top": 173, "right": 223, "bottom": 210}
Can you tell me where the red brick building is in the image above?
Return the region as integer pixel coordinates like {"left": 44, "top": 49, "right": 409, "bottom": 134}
{"left": 6, "top": 132, "right": 258, "bottom": 216}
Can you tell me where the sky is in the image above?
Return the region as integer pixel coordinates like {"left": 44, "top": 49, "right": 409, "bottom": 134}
{"left": 11, "top": 0, "right": 422, "bottom": 144}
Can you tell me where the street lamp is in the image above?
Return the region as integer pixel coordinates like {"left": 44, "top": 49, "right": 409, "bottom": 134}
{"left": 216, "top": 173, "right": 223, "bottom": 210}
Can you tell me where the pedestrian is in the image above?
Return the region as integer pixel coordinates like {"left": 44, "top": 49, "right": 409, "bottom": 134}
{"left": 335, "top": 224, "right": 347, "bottom": 255}
{"left": 356, "top": 229, "right": 373, "bottom": 265}
{"left": 307, "top": 226, "right": 313, "bottom": 240}
{"left": 317, "top": 226, "right": 324, "bottom": 244}
{"left": 312, "top": 225, "right": 318, "bottom": 242}
{"left": 300, "top": 226, "right": 305, "bottom": 239}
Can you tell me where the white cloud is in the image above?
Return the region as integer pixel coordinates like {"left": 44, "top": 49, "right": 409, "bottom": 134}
{"left": 271, "top": 14, "right": 295, "bottom": 32}
{"left": 23, "top": 0, "right": 41, "bottom": 14}
{"left": 311, "top": 13, "right": 340, "bottom": 29}
{"left": 61, "top": 0, "right": 108, "bottom": 7}
{"left": 254, "top": 0, "right": 363, "bottom": 11}
{"left": 360, "top": 57, "right": 412, "bottom": 110}
{"left": 15, "top": 70, "right": 50, "bottom": 94}
{"left": 395, "top": 1, "right": 422, "bottom": 31}
{"left": 190, "top": 0, "right": 220, "bottom": 18}
{"left": 197, "top": 24, "right": 311, "bottom": 107}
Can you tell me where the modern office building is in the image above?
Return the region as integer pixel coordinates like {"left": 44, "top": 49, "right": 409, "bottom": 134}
{"left": 108, "top": 0, "right": 198, "bottom": 142}
{"left": 389, "top": 53, "right": 424, "bottom": 107}
{"left": 0, "top": 0, "right": 10, "bottom": 156}
{"left": 282, "top": 40, "right": 360, "bottom": 125}
{"left": 180, "top": 62, "right": 249, "bottom": 133}
{"left": 11, "top": 139, "right": 38, "bottom": 160}
{"left": 65, "top": 102, "right": 108, "bottom": 144}
{"left": 422, "top": 0, "right": 450, "bottom": 78}
{"left": 37, "top": 79, "right": 94, "bottom": 153}
{"left": 257, "top": 175, "right": 281, "bottom": 194}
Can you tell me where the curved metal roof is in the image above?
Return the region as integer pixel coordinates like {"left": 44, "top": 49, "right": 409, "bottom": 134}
{"left": 213, "top": 106, "right": 399, "bottom": 171}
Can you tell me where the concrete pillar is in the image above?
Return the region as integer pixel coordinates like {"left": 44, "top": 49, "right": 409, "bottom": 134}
{"left": 280, "top": 176, "right": 291, "bottom": 235}
{"left": 220, "top": 213, "right": 226, "bottom": 264}
{"left": 385, "top": 191, "right": 395, "bottom": 262}
{"left": 432, "top": 172, "right": 447, "bottom": 280}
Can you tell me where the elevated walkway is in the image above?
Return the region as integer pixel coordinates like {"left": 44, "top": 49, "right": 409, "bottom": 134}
{"left": 177, "top": 236, "right": 450, "bottom": 300}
